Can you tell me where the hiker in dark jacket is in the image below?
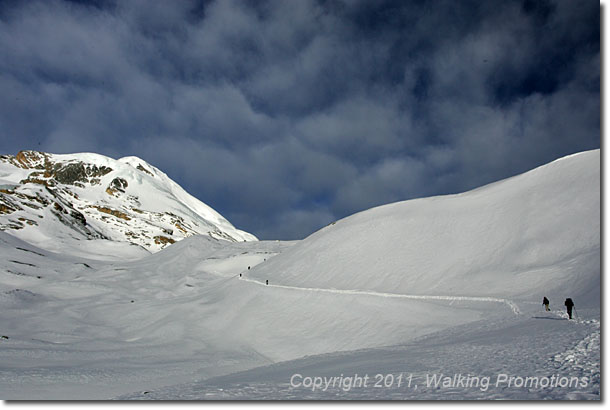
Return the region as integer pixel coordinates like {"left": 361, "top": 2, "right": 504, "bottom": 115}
{"left": 543, "top": 297, "right": 550, "bottom": 311}
{"left": 564, "top": 298, "right": 575, "bottom": 319}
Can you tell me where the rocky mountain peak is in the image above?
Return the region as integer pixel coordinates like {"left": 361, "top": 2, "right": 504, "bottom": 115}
{"left": 0, "top": 150, "right": 256, "bottom": 258}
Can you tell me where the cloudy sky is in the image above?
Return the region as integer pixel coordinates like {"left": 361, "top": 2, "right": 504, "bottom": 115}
{"left": 0, "top": 0, "right": 600, "bottom": 240}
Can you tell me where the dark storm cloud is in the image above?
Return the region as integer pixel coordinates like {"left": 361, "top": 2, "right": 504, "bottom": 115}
{"left": 0, "top": 0, "right": 599, "bottom": 239}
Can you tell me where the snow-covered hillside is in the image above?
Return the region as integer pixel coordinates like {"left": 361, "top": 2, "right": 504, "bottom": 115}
{"left": 248, "top": 149, "right": 600, "bottom": 306}
{"left": 0, "top": 150, "right": 600, "bottom": 400}
{"left": 0, "top": 151, "right": 256, "bottom": 259}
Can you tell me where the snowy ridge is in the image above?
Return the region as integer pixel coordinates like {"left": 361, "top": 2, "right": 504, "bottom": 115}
{"left": 117, "top": 155, "right": 231, "bottom": 228}
{"left": 0, "top": 150, "right": 256, "bottom": 258}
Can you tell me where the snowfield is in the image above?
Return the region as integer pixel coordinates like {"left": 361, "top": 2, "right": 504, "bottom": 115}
{"left": 0, "top": 150, "right": 600, "bottom": 400}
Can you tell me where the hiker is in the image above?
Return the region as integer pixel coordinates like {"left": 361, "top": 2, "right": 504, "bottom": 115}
{"left": 564, "top": 298, "right": 575, "bottom": 319}
{"left": 266, "top": 280, "right": 269, "bottom": 285}
{"left": 543, "top": 297, "right": 550, "bottom": 311}
{"left": 239, "top": 273, "right": 242, "bottom": 278}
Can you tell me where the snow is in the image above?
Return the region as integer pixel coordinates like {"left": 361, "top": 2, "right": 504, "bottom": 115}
{"left": 116, "top": 307, "right": 600, "bottom": 400}
{"left": 118, "top": 156, "right": 234, "bottom": 229}
{"left": 246, "top": 149, "right": 600, "bottom": 305}
{"left": 0, "top": 151, "right": 257, "bottom": 260}
{"left": 0, "top": 150, "right": 600, "bottom": 400}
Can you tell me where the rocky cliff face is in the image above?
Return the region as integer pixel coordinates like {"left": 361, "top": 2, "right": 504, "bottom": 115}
{"left": 0, "top": 150, "right": 256, "bottom": 257}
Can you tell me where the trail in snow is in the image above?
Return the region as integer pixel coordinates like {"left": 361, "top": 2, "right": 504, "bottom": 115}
{"left": 544, "top": 310, "right": 601, "bottom": 397}
{"left": 238, "top": 275, "right": 522, "bottom": 316}
{"left": 551, "top": 326, "right": 600, "bottom": 397}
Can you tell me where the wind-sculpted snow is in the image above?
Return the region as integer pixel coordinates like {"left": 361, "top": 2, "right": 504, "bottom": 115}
{"left": 117, "top": 306, "right": 600, "bottom": 400}
{"left": 0, "top": 234, "right": 495, "bottom": 399}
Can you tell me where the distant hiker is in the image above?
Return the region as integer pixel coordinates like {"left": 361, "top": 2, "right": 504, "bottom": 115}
{"left": 266, "top": 280, "right": 269, "bottom": 285}
{"left": 239, "top": 273, "right": 242, "bottom": 277}
{"left": 564, "top": 298, "right": 575, "bottom": 319}
{"left": 543, "top": 297, "right": 550, "bottom": 311}
{"left": 248, "top": 266, "right": 251, "bottom": 270}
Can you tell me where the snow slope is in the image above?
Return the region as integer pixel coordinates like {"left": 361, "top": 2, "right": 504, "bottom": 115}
{"left": 0, "top": 151, "right": 256, "bottom": 259}
{"left": 1, "top": 233, "right": 485, "bottom": 399}
{"left": 118, "top": 307, "right": 600, "bottom": 400}
{"left": 0, "top": 150, "right": 600, "bottom": 400}
{"left": 247, "top": 149, "right": 600, "bottom": 306}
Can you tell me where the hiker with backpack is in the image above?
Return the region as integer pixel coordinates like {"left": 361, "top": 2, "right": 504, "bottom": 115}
{"left": 564, "top": 298, "right": 575, "bottom": 319}
{"left": 543, "top": 296, "right": 550, "bottom": 311}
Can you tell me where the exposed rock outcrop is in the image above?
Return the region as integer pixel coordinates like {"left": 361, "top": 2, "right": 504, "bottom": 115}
{"left": 93, "top": 206, "right": 131, "bottom": 221}
{"left": 44, "top": 162, "right": 113, "bottom": 185}
{"left": 154, "top": 235, "right": 175, "bottom": 245}
{"left": 106, "top": 177, "right": 128, "bottom": 196}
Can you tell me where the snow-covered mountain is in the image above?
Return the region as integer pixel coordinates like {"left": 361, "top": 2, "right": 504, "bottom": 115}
{"left": 0, "top": 149, "right": 600, "bottom": 400}
{"left": 0, "top": 150, "right": 256, "bottom": 259}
